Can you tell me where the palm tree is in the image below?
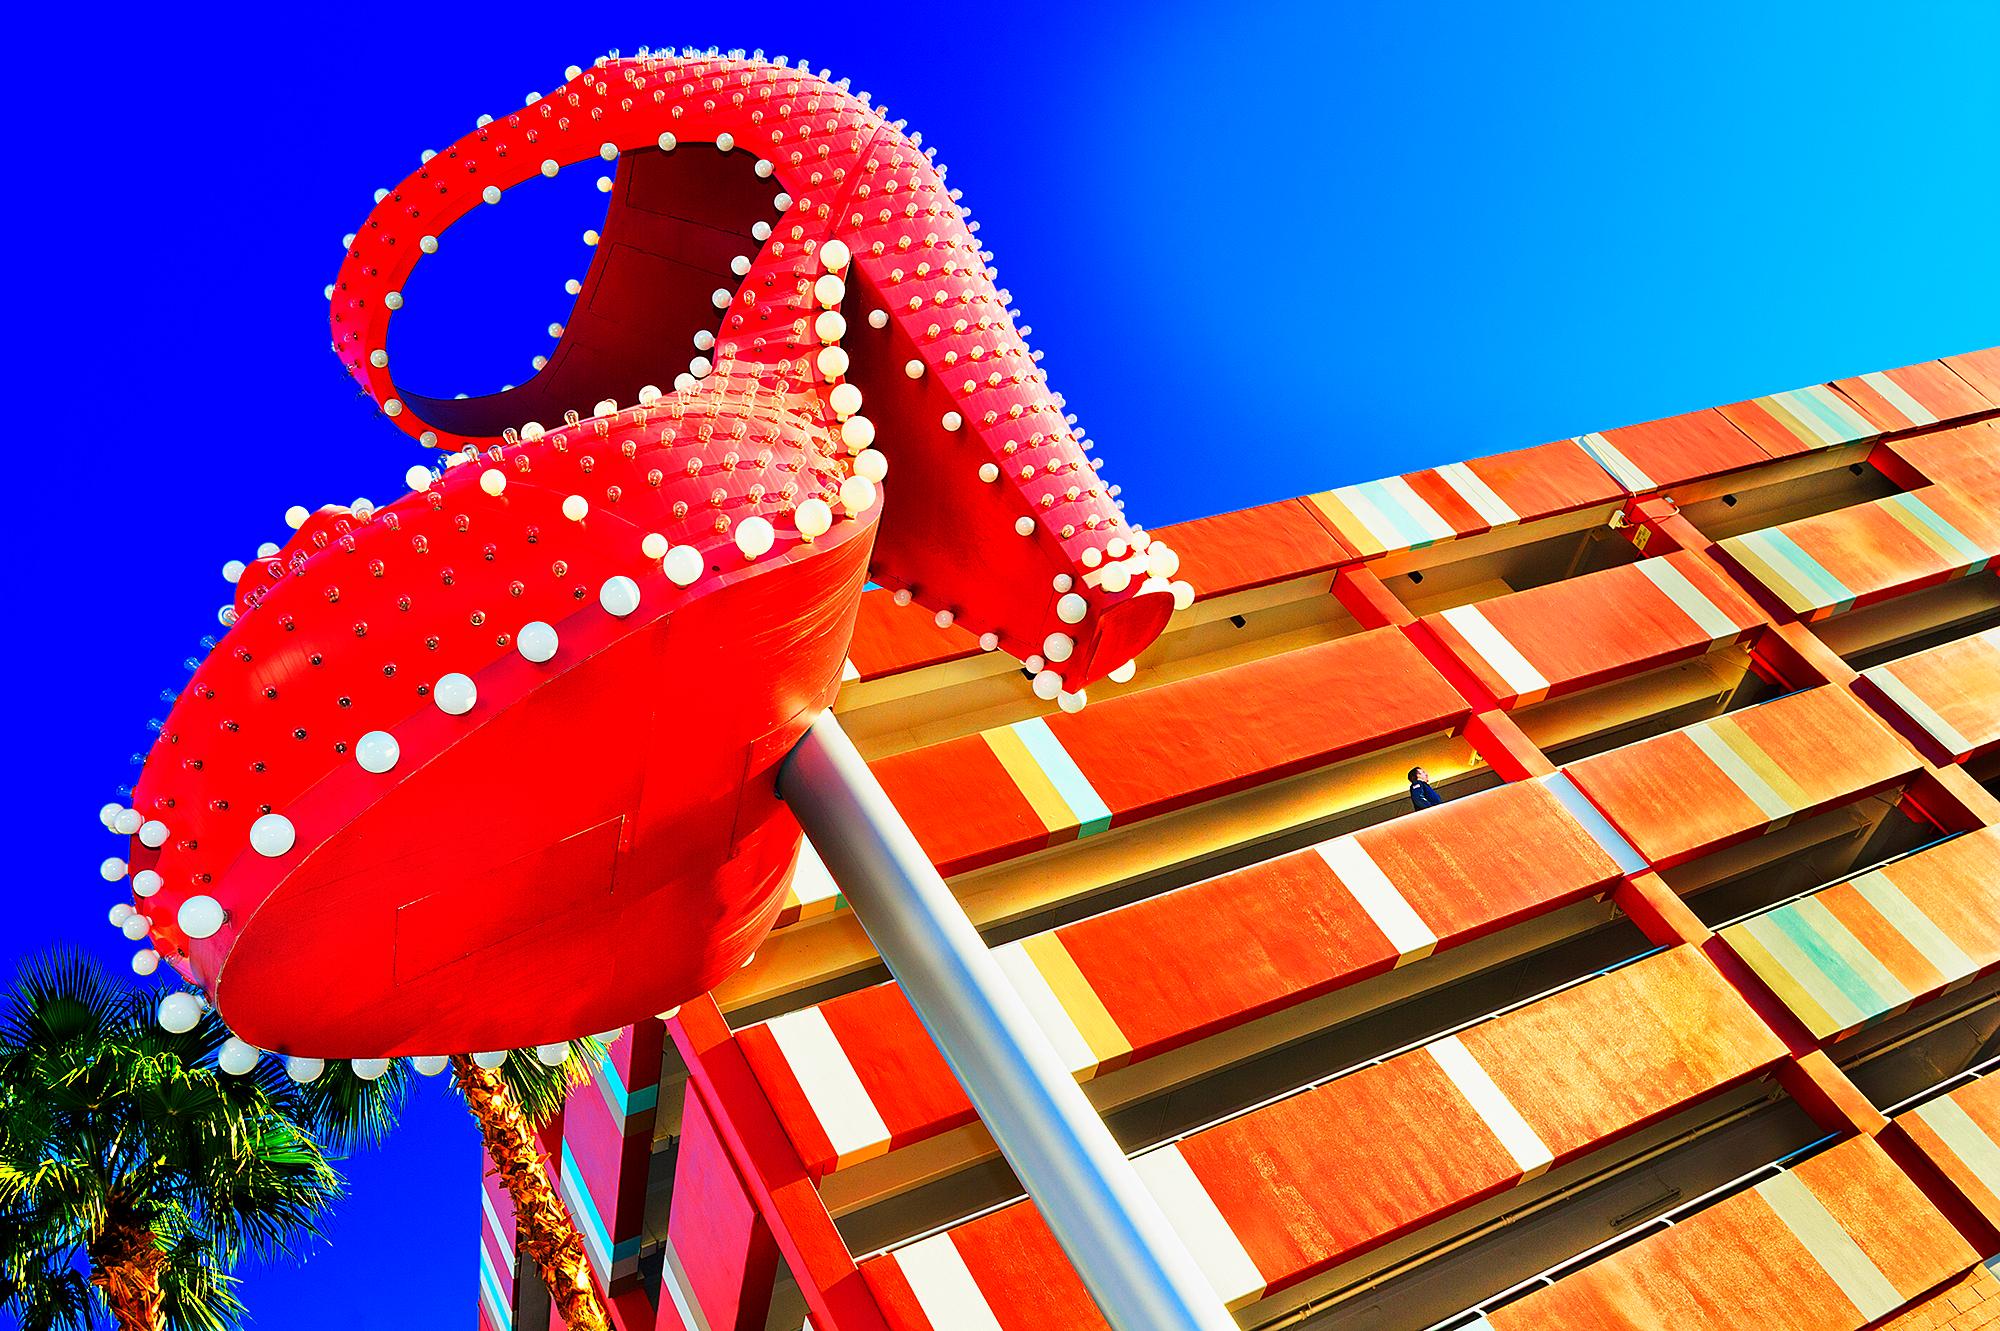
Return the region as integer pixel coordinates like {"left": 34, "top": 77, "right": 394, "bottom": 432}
{"left": 0, "top": 949, "right": 343, "bottom": 1331}
{"left": 299, "top": 1041, "right": 611, "bottom": 1331}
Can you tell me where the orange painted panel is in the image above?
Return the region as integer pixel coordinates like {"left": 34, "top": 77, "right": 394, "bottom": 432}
{"left": 1049, "top": 628, "right": 1468, "bottom": 825}
{"left": 845, "top": 588, "right": 981, "bottom": 680}
{"left": 1862, "top": 628, "right": 2000, "bottom": 763}
{"left": 1155, "top": 498, "right": 1356, "bottom": 599}
{"left": 1891, "top": 418, "right": 2000, "bottom": 511}
{"left": 1463, "top": 437, "right": 1625, "bottom": 522}
{"left": 1486, "top": 1135, "right": 1973, "bottom": 1331}
{"left": 1591, "top": 407, "right": 1768, "bottom": 488}
{"left": 1944, "top": 347, "right": 2000, "bottom": 408}
{"left": 1897, "top": 1075, "right": 2000, "bottom": 1229}
{"left": 1420, "top": 550, "right": 1761, "bottom": 708}
{"left": 1831, "top": 360, "right": 1995, "bottom": 433}
{"left": 1462, "top": 948, "right": 1786, "bottom": 1158}
{"left": 873, "top": 735, "right": 1053, "bottom": 876}
{"left": 1565, "top": 686, "right": 1919, "bottom": 868}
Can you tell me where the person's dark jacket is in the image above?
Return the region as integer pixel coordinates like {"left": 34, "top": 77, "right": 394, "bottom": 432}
{"left": 1409, "top": 779, "right": 1442, "bottom": 812}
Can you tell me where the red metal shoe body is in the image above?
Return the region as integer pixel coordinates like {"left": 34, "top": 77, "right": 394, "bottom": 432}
{"left": 119, "top": 51, "right": 1181, "bottom": 1057}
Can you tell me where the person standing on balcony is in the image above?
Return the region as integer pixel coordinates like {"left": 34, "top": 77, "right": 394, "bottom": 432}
{"left": 1408, "top": 767, "right": 1443, "bottom": 812}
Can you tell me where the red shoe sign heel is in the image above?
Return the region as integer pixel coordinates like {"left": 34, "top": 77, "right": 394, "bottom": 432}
{"left": 113, "top": 52, "right": 1188, "bottom": 1058}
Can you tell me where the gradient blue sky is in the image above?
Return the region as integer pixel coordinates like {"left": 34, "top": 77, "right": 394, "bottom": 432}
{"left": 12, "top": 3, "right": 1997, "bottom": 1326}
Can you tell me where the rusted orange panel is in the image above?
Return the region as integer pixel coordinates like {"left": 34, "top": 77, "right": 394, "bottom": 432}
{"left": 1716, "top": 484, "right": 2000, "bottom": 623}
{"left": 1460, "top": 948, "right": 1785, "bottom": 1158}
{"left": 1153, "top": 498, "right": 1357, "bottom": 599}
{"left": 1887, "top": 418, "right": 2000, "bottom": 511}
{"left": 740, "top": 777, "right": 1626, "bottom": 1180}
{"left": 845, "top": 589, "right": 981, "bottom": 680}
{"left": 1943, "top": 346, "right": 2000, "bottom": 408}
{"left": 1860, "top": 627, "right": 2000, "bottom": 764}
{"left": 1485, "top": 1134, "right": 1976, "bottom": 1331}
{"left": 1831, "top": 359, "right": 1996, "bottom": 433}
{"left": 1048, "top": 627, "right": 1468, "bottom": 826}
{"left": 1419, "top": 550, "right": 1762, "bottom": 708}
{"left": 1564, "top": 685, "right": 1920, "bottom": 868}
{"left": 859, "top": 948, "right": 1787, "bottom": 1329}
{"left": 1896, "top": 1074, "right": 2000, "bottom": 1231}
{"left": 1579, "top": 406, "right": 1768, "bottom": 491}
{"left": 871, "top": 734, "right": 1053, "bottom": 876}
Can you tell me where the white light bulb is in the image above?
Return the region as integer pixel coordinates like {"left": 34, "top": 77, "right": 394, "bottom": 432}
{"left": 131, "top": 949, "right": 160, "bottom": 976}
{"left": 663, "top": 546, "right": 704, "bottom": 587}
{"left": 287, "top": 1057, "right": 325, "bottom": 1084}
{"left": 110, "top": 903, "right": 133, "bottom": 927}
{"left": 815, "top": 311, "right": 846, "bottom": 342}
{"left": 100, "top": 857, "right": 128, "bottom": 882}
{"left": 904, "top": 359, "right": 924, "bottom": 379}
{"left": 868, "top": 309, "right": 889, "bottom": 329}
{"left": 1058, "top": 689, "right": 1087, "bottom": 714}
{"left": 479, "top": 470, "right": 506, "bottom": 497}
{"left": 795, "top": 498, "right": 833, "bottom": 538}
{"left": 405, "top": 465, "right": 433, "bottom": 490}
{"left": 1148, "top": 545, "right": 1181, "bottom": 579}
{"left": 641, "top": 532, "right": 669, "bottom": 559}
{"left": 942, "top": 411, "right": 963, "bottom": 431}
{"left": 979, "top": 633, "right": 1000, "bottom": 651}
{"left": 99, "top": 802, "right": 122, "bottom": 829}
{"left": 178, "top": 896, "right": 226, "bottom": 940}
{"left": 829, "top": 383, "right": 862, "bottom": 417}
{"left": 657, "top": 132, "right": 676, "bottom": 151}
{"left": 734, "top": 516, "right": 776, "bottom": 559}
{"left": 114, "top": 809, "right": 143, "bottom": 836}
{"left": 472, "top": 1050, "right": 508, "bottom": 1070}
{"left": 1100, "top": 563, "right": 1133, "bottom": 594}
{"left": 839, "top": 475, "right": 876, "bottom": 514}
{"left": 516, "top": 622, "right": 559, "bottom": 663}
{"left": 482, "top": 185, "right": 502, "bottom": 205}
{"left": 1109, "top": 660, "right": 1138, "bottom": 684}
{"left": 562, "top": 494, "right": 588, "bottom": 521}
{"left": 979, "top": 463, "right": 999, "bottom": 483}
{"left": 158, "top": 993, "right": 200, "bottom": 1034}
{"left": 820, "top": 238, "right": 852, "bottom": 270}
{"left": 535, "top": 1043, "right": 570, "bottom": 1067}
{"left": 121, "top": 915, "right": 151, "bottom": 941}
{"left": 351, "top": 1058, "right": 391, "bottom": 1082}
{"left": 839, "top": 416, "right": 874, "bottom": 452}
{"left": 1015, "top": 517, "right": 1036, "bottom": 537}
{"left": 1056, "top": 593, "right": 1088, "bottom": 624}
{"left": 139, "top": 820, "right": 168, "bottom": 849}
{"left": 222, "top": 560, "right": 246, "bottom": 584}
{"left": 433, "top": 674, "right": 478, "bottom": 716}
{"left": 355, "top": 731, "right": 400, "bottom": 773}
{"left": 132, "top": 869, "right": 162, "bottom": 898}
{"left": 814, "top": 274, "right": 845, "bottom": 307}
{"left": 285, "top": 505, "right": 311, "bottom": 528}
{"left": 1043, "top": 633, "right": 1075, "bottom": 663}
{"left": 1171, "top": 580, "right": 1196, "bottom": 610}
{"left": 711, "top": 287, "right": 734, "bottom": 310}
{"left": 817, "top": 346, "right": 850, "bottom": 379}
{"left": 854, "top": 450, "right": 888, "bottom": 482}
{"left": 412, "top": 1055, "right": 449, "bottom": 1077}
{"left": 1032, "top": 670, "right": 1063, "bottom": 701}
{"left": 715, "top": 132, "right": 735, "bottom": 151}
{"left": 599, "top": 576, "right": 642, "bottom": 617}
{"left": 218, "top": 1038, "right": 260, "bottom": 1075}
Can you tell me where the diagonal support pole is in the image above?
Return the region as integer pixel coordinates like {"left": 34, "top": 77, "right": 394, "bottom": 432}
{"left": 778, "top": 710, "right": 1237, "bottom": 1331}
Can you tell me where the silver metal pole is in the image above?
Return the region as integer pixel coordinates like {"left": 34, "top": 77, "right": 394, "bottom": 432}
{"left": 778, "top": 710, "right": 1238, "bottom": 1331}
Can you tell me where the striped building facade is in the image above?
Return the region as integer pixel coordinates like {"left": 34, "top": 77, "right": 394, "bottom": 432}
{"left": 479, "top": 345, "right": 2000, "bottom": 1331}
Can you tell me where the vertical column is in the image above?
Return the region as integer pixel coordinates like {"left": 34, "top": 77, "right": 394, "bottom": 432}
{"left": 560, "top": 1022, "right": 667, "bottom": 1295}
{"left": 663, "top": 1082, "right": 783, "bottom": 1331}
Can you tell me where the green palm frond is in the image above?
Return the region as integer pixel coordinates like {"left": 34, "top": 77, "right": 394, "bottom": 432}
{"left": 493, "top": 1037, "right": 608, "bottom": 1127}
{"left": 295, "top": 1057, "right": 414, "bottom": 1154}
{"left": 0, "top": 948, "right": 345, "bottom": 1331}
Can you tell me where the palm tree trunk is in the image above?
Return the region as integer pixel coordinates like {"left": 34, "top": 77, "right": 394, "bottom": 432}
{"left": 90, "top": 1211, "right": 165, "bottom": 1331}
{"left": 450, "top": 1054, "right": 610, "bottom": 1331}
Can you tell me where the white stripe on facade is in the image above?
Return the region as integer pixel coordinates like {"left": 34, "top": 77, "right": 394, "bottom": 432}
{"left": 763, "top": 1007, "right": 891, "bottom": 1162}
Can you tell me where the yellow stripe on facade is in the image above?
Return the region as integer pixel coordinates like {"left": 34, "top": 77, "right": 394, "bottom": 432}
{"left": 1719, "top": 537, "right": 1819, "bottom": 617}
{"left": 1722, "top": 924, "right": 1841, "bottom": 1039}
{"left": 1021, "top": 932, "right": 1134, "bottom": 1073}
{"left": 983, "top": 726, "right": 1081, "bottom": 842}
{"left": 1305, "top": 490, "right": 1385, "bottom": 559}
{"left": 1876, "top": 494, "right": 1973, "bottom": 568}
{"left": 1755, "top": 395, "right": 1833, "bottom": 450}
{"left": 1707, "top": 715, "right": 1813, "bottom": 814}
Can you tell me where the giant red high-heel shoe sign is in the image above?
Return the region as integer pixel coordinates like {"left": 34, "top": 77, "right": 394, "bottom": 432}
{"left": 100, "top": 51, "right": 1189, "bottom": 1058}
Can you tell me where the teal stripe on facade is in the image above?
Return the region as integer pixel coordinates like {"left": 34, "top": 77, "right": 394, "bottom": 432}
{"left": 1014, "top": 719, "right": 1113, "bottom": 836}
{"left": 1786, "top": 897, "right": 1911, "bottom": 1019}
{"left": 590, "top": 1050, "right": 658, "bottom": 1122}
{"left": 1738, "top": 913, "right": 1873, "bottom": 1032}
{"left": 1891, "top": 492, "right": 1991, "bottom": 570}
{"left": 478, "top": 1244, "right": 514, "bottom": 1331}
{"left": 1781, "top": 388, "right": 1869, "bottom": 443}
{"left": 559, "top": 1140, "right": 642, "bottom": 1272}
{"left": 1351, "top": 481, "right": 1434, "bottom": 549}
{"left": 1755, "top": 529, "right": 1857, "bottom": 611}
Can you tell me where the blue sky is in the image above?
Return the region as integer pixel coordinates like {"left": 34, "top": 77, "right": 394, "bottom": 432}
{"left": 10, "top": 2, "right": 1996, "bottom": 1326}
